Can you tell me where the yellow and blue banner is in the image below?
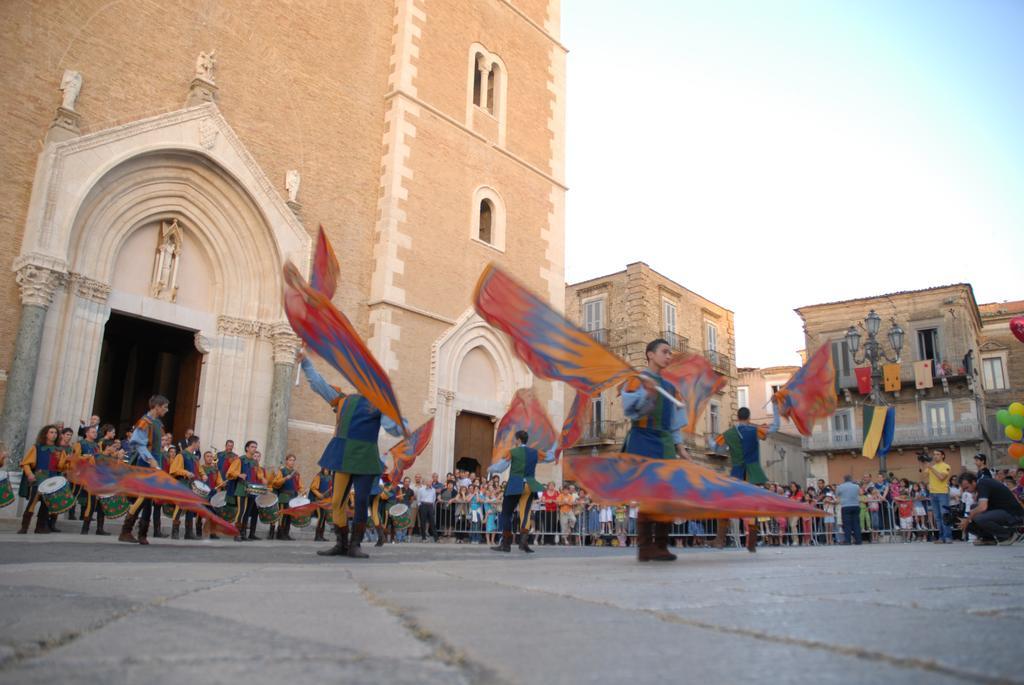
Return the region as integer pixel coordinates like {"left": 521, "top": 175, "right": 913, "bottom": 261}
{"left": 861, "top": 405, "right": 895, "bottom": 459}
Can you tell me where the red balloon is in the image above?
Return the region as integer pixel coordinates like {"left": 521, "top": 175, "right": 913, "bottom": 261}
{"left": 1012, "top": 317, "right": 1024, "bottom": 344}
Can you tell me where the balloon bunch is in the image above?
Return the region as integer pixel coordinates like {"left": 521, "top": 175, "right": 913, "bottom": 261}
{"left": 996, "top": 402, "right": 1024, "bottom": 466}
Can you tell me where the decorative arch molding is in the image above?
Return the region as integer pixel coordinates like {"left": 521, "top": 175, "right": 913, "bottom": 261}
{"left": 427, "top": 308, "right": 532, "bottom": 474}
{"left": 14, "top": 102, "right": 311, "bottom": 451}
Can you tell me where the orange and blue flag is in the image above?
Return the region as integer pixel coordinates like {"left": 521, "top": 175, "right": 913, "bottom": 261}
{"left": 771, "top": 344, "right": 837, "bottom": 436}
{"left": 492, "top": 389, "right": 558, "bottom": 462}
{"left": 283, "top": 261, "right": 407, "bottom": 434}
{"left": 662, "top": 352, "right": 726, "bottom": 433}
{"left": 564, "top": 453, "right": 824, "bottom": 520}
{"left": 554, "top": 390, "right": 591, "bottom": 459}
{"left": 66, "top": 459, "right": 238, "bottom": 535}
{"left": 473, "top": 264, "right": 634, "bottom": 395}
{"left": 311, "top": 225, "right": 340, "bottom": 298}
{"left": 388, "top": 418, "right": 435, "bottom": 482}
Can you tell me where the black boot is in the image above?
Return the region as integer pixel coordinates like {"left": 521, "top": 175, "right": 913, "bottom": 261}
{"left": 152, "top": 517, "right": 167, "bottom": 538}
{"left": 248, "top": 516, "right": 261, "bottom": 541}
{"left": 48, "top": 514, "right": 61, "bottom": 532}
{"left": 348, "top": 523, "right": 369, "bottom": 558}
{"left": 317, "top": 525, "right": 349, "bottom": 556}
{"left": 195, "top": 518, "right": 204, "bottom": 538}
{"left": 375, "top": 525, "right": 386, "bottom": 547}
{"left": 81, "top": 518, "right": 91, "bottom": 535}
{"left": 35, "top": 507, "right": 51, "bottom": 534}
{"left": 282, "top": 517, "right": 294, "bottom": 541}
{"left": 314, "top": 515, "right": 327, "bottom": 541}
{"left": 18, "top": 506, "right": 34, "bottom": 534}
{"left": 518, "top": 529, "right": 535, "bottom": 553}
{"left": 95, "top": 509, "right": 110, "bottom": 536}
{"left": 137, "top": 517, "right": 150, "bottom": 545}
{"left": 184, "top": 520, "right": 196, "bottom": 540}
{"left": 268, "top": 524, "right": 277, "bottom": 541}
{"left": 171, "top": 521, "right": 181, "bottom": 540}
{"left": 651, "top": 523, "right": 678, "bottom": 562}
{"left": 68, "top": 505, "right": 77, "bottom": 521}
{"left": 492, "top": 531, "right": 512, "bottom": 552}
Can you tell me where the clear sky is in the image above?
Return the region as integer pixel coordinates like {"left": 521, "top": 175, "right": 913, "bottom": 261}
{"left": 562, "top": 0, "right": 1024, "bottom": 368}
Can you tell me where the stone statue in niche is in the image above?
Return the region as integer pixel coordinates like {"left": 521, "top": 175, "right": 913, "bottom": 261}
{"left": 195, "top": 50, "right": 216, "bottom": 83}
{"left": 285, "top": 170, "right": 301, "bottom": 204}
{"left": 151, "top": 219, "right": 183, "bottom": 302}
{"left": 60, "top": 70, "right": 83, "bottom": 111}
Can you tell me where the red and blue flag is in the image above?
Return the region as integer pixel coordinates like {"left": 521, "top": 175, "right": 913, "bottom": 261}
{"left": 662, "top": 352, "right": 726, "bottom": 433}
{"left": 492, "top": 389, "right": 558, "bottom": 462}
{"left": 388, "top": 418, "right": 436, "bottom": 482}
{"left": 772, "top": 344, "right": 837, "bottom": 436}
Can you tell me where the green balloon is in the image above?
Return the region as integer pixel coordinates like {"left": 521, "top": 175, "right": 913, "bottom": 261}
{"left": 1013, "top": 414, "right": 1024, "bottom": 430}
{"left": 997, "top": 409, "right": 1012, "bottom": 426}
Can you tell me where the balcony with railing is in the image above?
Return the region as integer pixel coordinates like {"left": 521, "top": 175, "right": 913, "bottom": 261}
{"left": 577, "top": 420, "right": 621, "bottom": 445}
{"left": 661, "top": 331, "right": 689, "bottom": 353}
{"left": 585, "top": 328, "right": 608, "bottom": 344}
{"left": 703, "top": 348, "right": 731, "bottom": 375}
{"left": 802, "top": 419, "right": 983, "bottom": 451}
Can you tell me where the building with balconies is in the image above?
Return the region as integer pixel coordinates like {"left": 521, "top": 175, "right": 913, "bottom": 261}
{"left": 795, "top": 284, "right": 990, "bottom": 483}
{"left": 564, "top": 262, "right": 736, "bottom": 468}
{"left": 978, "top": 300, "right": 1024, "bottom": 468}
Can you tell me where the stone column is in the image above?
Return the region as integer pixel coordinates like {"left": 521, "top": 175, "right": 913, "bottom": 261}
{"left": 1, "top": 261, "right": 64, "bottom": 464}
{"left": 265, "top": 323, "right": 300, "bottom": 467}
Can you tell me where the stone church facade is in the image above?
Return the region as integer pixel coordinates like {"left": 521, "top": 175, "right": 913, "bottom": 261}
{"left": 0, "top": 1, "right": 566, "bottom": 481}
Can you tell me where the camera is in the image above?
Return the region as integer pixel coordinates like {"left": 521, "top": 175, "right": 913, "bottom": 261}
{"left": 942, "top": 503, "right": 965, "bottom": 527}
{"left": 916, "top": 451, "right": 933, "bottom": 463}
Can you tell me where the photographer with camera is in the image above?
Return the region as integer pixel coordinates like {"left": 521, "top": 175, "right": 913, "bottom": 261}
{"left": 919, "top": 449, "right": 952, "bottom": 543}
{"left": 957, "top": 472, "right": 1024, "bottom": 546}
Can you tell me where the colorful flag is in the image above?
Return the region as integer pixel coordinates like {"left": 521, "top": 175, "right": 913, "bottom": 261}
{"left": 564, "top": 453, "right": 824, "bottom": 520}
{"left": 854, "top": 366, "right": 872, "bottom": 394}
{"left": 914, "top": 360, "right": 933, "bottom": 389}
{"left": 388, "top": 418, "right": 436, "bottom": 482}
{"left": 492, "top": 389, "right": 558, "bottom": 463}
{"left": 661, "top": 352, "right": 726, "bottom": 433}
{"left": 280, "top": 498, "right": 331, "bottom": 519}
{"left": 66, "top": 459, "right": 238, "bottom": 535}
{"left": 283, "top": 261, "right": 407, "bottom": 434}
{"left": 554, "top": 390, "right": 592, "bottom": 459}
{"left": 861, "top": 405, "right": 896, "bottom": 459}
{"left": 310, "top": 224, "right": 340, "bottom": 298}
{"left": 772, "top": 343, "right": 837, "bottom": 436}
{"left": 882, "top": 363, "right": 901, "bottom": 392}
{"left": 473, "top": 264, "right": 634, "bottom": 395}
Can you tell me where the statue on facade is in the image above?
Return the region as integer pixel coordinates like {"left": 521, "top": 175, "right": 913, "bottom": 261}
{"left": 60, "top": 70, "right": 83, "bottom": 111}
{"left": 151, "top": 219, "right": 183, "bottom": 302}
{"left": 195, "top": 50, "right": 216, "bottom": 83}
{"left": 285, "top": 170, "right": 301, "bottom": 204}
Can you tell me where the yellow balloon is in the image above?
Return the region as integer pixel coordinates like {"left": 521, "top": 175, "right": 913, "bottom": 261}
{"left": 1007, "top": 425, "right": 1024, "bottom": 442}
{"left": 1009, "top": 402, "right": 1024, "bottom": 417}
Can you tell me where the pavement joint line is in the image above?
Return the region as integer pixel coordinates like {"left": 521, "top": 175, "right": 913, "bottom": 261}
{"left": 353, "top": 570, "right": 511, "bottom": 685}
{"left": 429, "top": 567, "right": 1018, "bottom": 685}
{"left": 0, "top": 564, "right": 263, "bottom": 671}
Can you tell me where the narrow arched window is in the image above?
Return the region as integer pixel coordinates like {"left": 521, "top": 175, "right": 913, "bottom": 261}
{"left": 472, "top": 53, "right": 485, "bottom": 107}
{"left": 478, "top": 199, "right": 493, "bottom": 244}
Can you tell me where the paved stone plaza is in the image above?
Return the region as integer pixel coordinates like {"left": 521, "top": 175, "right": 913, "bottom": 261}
{"left": 0, "top": 531, "right": 1021, "bottom": 685}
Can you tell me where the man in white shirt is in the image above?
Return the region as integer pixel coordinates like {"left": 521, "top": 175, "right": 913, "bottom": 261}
{"left": 413, "top": 474, "right": 438, "bottom": 542}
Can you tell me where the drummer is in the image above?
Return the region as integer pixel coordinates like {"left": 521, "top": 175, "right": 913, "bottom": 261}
{"left": 53, "top": 427, "right": 75, "bottom": 530}
{"left": 308, "top": 466, "right": 333, "bottom": 542}
{"left": 170, "top": 436, "right": 203, "bottom": 540}
{"left": 18, "top": 424, "right": 61, "bottom": 535}
{"left": 197, "top": 450, "right": 221, "bottom": 539}
{"left": 299, "top": 354, "right": 404, "bottom": 559}
{"left": 225, "top": 440, "right": 265, "bottom": 541}
{"left": 216, "top": 440, "right": 238, "bottom": 482}
{"left": 70, "top": 424, "right": 110, "bottom": 536}
{"left": 118, "top": 394, "right": 171, "bottom": 546}
{"left": 268, "top": 453, "right": 301, "bottom": 541}
{"left": 370, "top": 469, "right": 392, "bottom": 547}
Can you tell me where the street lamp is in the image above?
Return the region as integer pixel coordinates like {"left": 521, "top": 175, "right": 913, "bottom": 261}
{"left": 846, "top": 309, "right": 904, "bottom": 473}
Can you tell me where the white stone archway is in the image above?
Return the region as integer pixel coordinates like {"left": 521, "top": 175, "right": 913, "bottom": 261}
{"left": 427, "top": 309, "right": 532, "bottom": 475}
{"left": 12, "top": 103, "right": 309, "bottom": 457}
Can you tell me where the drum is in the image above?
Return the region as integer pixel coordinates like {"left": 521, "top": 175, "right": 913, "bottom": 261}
{"left": 38, "top": 476, "right": 76, "bottom": 515}
{"left": 246, "top": 483, "right": 269, "bottom": 497}
{"left": 210, "top": 491, "right": 236, "bottom": 520}
{"left": 0, "top": 471, "right": 14, "bottom": 509}
{"left": 287, "top": 496, "right": 312, "bottom": 528}
{"left": 191, "top": 480, "right": 211, "bottom": 500}
{"left": 388, "top": 503, "right": 412, "bottom": 529}
{"left": 98, "top": 494, "right": 131, "bottom": 519}
{"left": 255, "top": 492, "right": 280, "bottom": 524}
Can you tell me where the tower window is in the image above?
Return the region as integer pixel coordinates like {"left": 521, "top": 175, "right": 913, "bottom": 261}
{"left": 479, "top": 199, "right": 493, "bottom": 244}
{"left": 472, "top": 53, "right": 484, "bottom": 107}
